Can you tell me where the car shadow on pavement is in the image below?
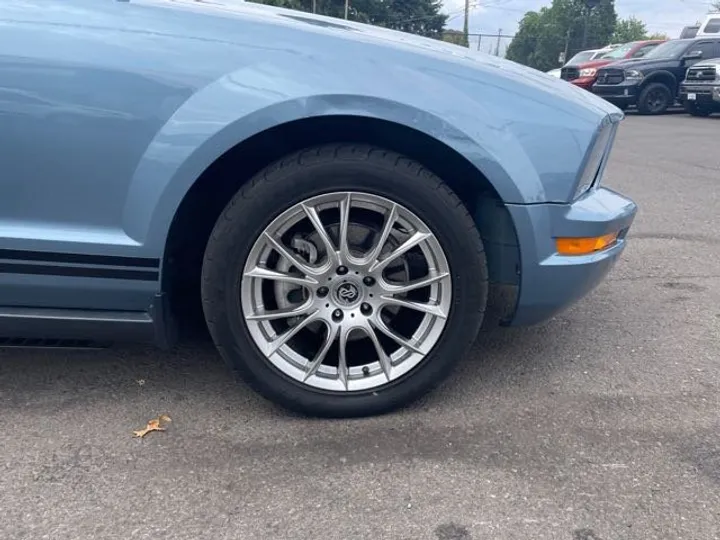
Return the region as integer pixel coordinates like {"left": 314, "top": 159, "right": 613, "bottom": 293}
{"left": 0, "top": 318, "right": 561, "bottom": 418}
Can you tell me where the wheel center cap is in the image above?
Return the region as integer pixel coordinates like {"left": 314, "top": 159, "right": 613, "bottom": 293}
{"left": 333, "top": 280, "right": 362, "bottom": 307}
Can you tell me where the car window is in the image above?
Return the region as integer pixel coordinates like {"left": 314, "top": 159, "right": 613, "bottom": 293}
{"left": 567, "top": 51, "right": 594, "bottom": 64}
{"left": 643, "top": 39, "right": 693, "bottom": 59}
{"left": 600, "top": 43, "right": 635, "bottom": 59}
{"left": 691, "top": 42, "right": 717, "bottom": 59}
{"left": 703, "top": 17, "right": 720, "bottom": 33}
{"left": 632, "top": 43, "right": 660, "bottom": 58}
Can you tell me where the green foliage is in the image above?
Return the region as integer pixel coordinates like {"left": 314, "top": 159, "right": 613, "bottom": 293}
{"left": 506, "top": 0, "right": 618, "bottom": 72}
{"left": 248, "top": 0, "right": 448, "bottom": 39}
{"left": 612, "top": 16, "right": 646, "bottom": 43}
{"left": 647, "top": 32, "right": 670, "bottom": 40}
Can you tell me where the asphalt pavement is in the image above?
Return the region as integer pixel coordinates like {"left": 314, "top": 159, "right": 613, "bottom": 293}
{"left": 1, "top": 114, "right": 719, "bottom": 540}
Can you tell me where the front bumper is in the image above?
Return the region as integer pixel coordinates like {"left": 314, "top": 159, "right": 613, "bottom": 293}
{"left": 679, "top": 84, "right": 720, "bottom": 108}
{"left": 592, "top": 82, "right": 640, "bottom": 104}
{"left": 571, "top": 77, "right": 596, "bottom": 91}
{"left": 504, "top": 187, "right": 637, "bottom": 327}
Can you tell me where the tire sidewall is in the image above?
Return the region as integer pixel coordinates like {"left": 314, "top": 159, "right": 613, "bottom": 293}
{"left": 201, "top": 147, "right": 488, "bottom": 416}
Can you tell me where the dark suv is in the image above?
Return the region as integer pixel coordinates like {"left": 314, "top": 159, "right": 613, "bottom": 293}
{"left": 592, "top": 38, "right": 720, "bottom": 114}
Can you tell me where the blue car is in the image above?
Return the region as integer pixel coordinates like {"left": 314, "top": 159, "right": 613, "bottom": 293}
{"left": 0, "top": 0, "right": 637, "bottom": 417}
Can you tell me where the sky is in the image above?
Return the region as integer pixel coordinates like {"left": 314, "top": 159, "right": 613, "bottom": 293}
{"left": 443, "top": 0, "right": 716, "bottom": 52}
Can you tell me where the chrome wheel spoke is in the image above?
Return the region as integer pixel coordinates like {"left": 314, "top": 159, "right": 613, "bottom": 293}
{"left": 304, "top": 323, "right": 338, "bottom": 382}
{"left": 364, "top": 322, "right": 392, "bottom": 380}
{"left": 301, "top": 202, "right": 338, "bottom": 265}
{"left": 369, "top": 231, "right": 431, "bottom": 273}
{"left": 338, "top": 328, "right": 350, "bottom": 389}
{"left": 380, "top": 271, "right": 450, "bottom": 294}
{"left": 267, "top": 310, "right": 320, "bottom": 355}
{"left": 380, "top": 295, "right": 447, "bottom": 319}
{"left": 372, "top": 317, "right": 423, "bottom": 354}
{"left": 246, "top": 302, "right": 314, "bottom": 321}
{"left": 338, "top": 193, "right": 352, "bottom": 261}
{"left": 244, "top": 266, "right": 318, "bottom": 287}
{"left": 363, "top": 203, "right": 398, "bottom": 265}
{"left": 263, "top": 232, "right": 320, "bottom": 276}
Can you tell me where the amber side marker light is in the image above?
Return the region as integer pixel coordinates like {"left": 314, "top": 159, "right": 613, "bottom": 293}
{"left": 555, "top": 232, "right": 619, "bottom": 256}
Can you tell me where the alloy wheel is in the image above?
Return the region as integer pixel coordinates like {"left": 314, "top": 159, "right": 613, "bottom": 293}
{"left": 240, "top": 192, "right": 453, "bottom": 392}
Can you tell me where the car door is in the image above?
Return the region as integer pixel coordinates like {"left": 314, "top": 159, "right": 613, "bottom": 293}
{"left": 679, "top": 41, "right": 720, "bottom": 77}
{"left": 0, "top": 1, "right": 189, "bottom": 311}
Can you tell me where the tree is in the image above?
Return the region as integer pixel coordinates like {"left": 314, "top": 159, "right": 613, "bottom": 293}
{"left": 248, "top": 0, "right": 448, "bottom": 39}
{"left": 711, "top": 1, "right": 720, "bottom": 11}
{"left": 647, "top": 32, "right": 670, "bottom": 40}
{"left": 506, "top": 0, "right": 617, "bottom": 72}
{"left": 380, "top": 0, "right": 448, "bottom": 39}
{"left": 612, "top": 16, "right": 646, "bottom": 43}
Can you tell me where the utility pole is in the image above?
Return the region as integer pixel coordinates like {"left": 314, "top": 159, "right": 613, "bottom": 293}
{"left": 583, "top": 0, "right": 600, "bottom": 49}
{"left": 344, "top": 0, "right": 349, "bottom": 19}
{"left": 495, "top": 28, "right": 502, "bottom": 56}
{"left": 463, "top": 0, "right": 470, "bottom": 47}
{"left": 312, "top": 0, "right": 316, "bottom": 14}
{"left": 582, "top": 7, "right": 590, "bottom": 48}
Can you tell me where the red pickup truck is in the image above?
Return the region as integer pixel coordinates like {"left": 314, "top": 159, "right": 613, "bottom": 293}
{"left": 561, "top": 40, "right": 666, "bottom": 90}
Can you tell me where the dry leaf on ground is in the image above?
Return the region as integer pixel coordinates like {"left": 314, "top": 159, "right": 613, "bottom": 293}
{"left": 132, "top": 414, "right": 172, "bottom": 438}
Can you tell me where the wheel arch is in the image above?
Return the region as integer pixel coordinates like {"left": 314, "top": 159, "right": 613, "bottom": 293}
{"left": 641, "top": 71, "right": 678, "bottom": 95}
{"left": 161, "top": 114, "right": 521, "bottom": 332}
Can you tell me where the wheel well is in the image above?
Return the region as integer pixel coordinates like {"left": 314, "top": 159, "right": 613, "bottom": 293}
{"left": 163, "top": 115, "right": 520, "bottom": 336}
{"left": 642, "top": 73, "right": 678, "bottom": 95}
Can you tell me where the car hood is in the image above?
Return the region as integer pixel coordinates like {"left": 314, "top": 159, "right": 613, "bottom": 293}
{"left": 568, "top": 58, "right": 614, "bottom": 69}
{"left": 600, "top": 57, "right": 677, "bottom": 70}
{"left": 688, "top": 58, "right": 720, "bottom": 69}
{"left": 124, "top": 0, "right": 619, "bottom": 118}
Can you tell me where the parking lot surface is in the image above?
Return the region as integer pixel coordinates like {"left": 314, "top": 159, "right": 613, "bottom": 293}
{"left": 1, "top": 114, "right": 719, "bottom": 540}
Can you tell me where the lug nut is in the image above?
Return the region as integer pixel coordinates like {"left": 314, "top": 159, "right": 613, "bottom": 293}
{"left": 362, "top": 366, "right": 370, "bottom": 376}
{"left": 336, "top": 266, "right": 348, "bottom": 275}
{"left": 317, "top": 286, "right": 329, "bottom": 298}
{"left": 360, "top": 303, "right": 372, "bottom": 316}
{"left": 363, "top": 276, "right": 375, "bottom": 287}
{"left": 332, "top": 309, "right": 344, "bottom": 321}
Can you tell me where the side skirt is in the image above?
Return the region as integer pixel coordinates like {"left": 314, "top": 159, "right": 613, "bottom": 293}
{"left": 0, "top": 293, "right": 177, "bottom": 350}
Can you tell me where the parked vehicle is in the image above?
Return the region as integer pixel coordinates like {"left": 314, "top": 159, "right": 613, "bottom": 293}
{"left": 679, "top": 58, "right": 720, "bottom": 116}
{"left": 0, "top": 0, "right": 637, "bottom": 418}
{"left": 561, "top": 40, "right": 665, "bottom": 90}
{"left": 680, "top": 25, "right": 700, "bottom": 39}
{"left": 696, "top": 13, "right": 720, "bottom": 37}
{"left": 592, "top": 37, "right": 720, "bottom": 114}
{"left": 564, "top": 49, "right": 603, "bottom": 65}
{"left": 547, "top": 68, "right": 562, "bottom": 77}
{"left": 554, "top": 46, "right": 620, "bottom": 74}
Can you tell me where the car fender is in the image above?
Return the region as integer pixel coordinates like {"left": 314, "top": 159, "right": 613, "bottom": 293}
{"left": 120, "top": 75, "right": 553, "bottom": 255}
{"left": 641, "top": 70, "right": 679, "bottom": 93}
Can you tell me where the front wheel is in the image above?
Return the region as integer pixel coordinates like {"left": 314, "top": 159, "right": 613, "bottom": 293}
{"left": 201, "top": 145, "right": 488, "bottom": 417}
{"left": 637, "top": 82, "right": 673, "bottom": 115}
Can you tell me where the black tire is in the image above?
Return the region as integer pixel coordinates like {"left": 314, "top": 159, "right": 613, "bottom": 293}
{"left": 201, "top": 144, "right": 488, "bottom": 418}
{"left": 637, "top": 82, "right": 673, "bottom": 115}
{"left": 684, "top": 101, "right": 712, "bottom": 117}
